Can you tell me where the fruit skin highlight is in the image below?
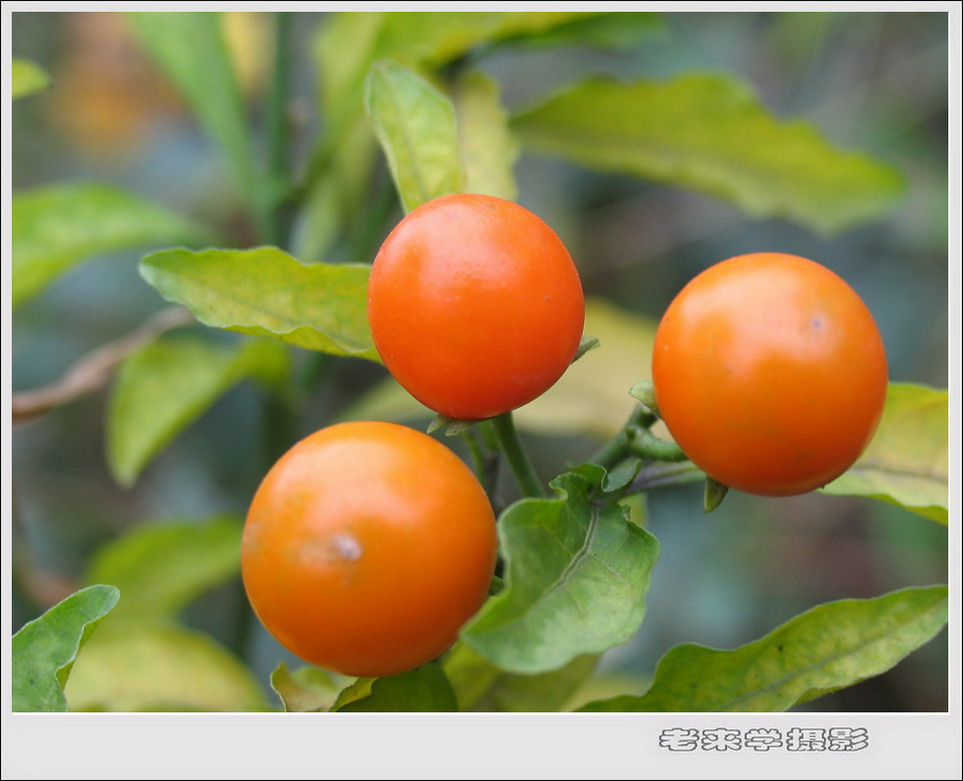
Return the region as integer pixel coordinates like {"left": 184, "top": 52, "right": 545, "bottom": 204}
{"left": 652, "top": 252, "right": 888, "bottom": 497}
{"left": 367, "top": 193, "right": 585, "bottom": 421}
{"left": 241, "top": 421, "right": 498, "bottom": 678}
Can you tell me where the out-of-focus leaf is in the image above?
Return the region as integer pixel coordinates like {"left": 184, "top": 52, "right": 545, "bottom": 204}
{"left": 330, "top": 677, "right": 374, "bottom": 711}
{"left": 64, "top": 623, "right": 268, "bottom": 712}
{"left": 12, "top": 58, "right": 50, "bottom": 99}
{"left": 12, "top": 182, "right": 212, "bottom": 308}
{"left": 579, "top": 585, "right": 948, "bottom": 712}
{"left": 12, "top": 585, "right": 120, "bottom": 712}
{"left": 126, "top": 12, "right": 268, "bottom": 223}
{"left": 270, "top": 663, "right": 346, "bottom": 713}
{"left": 822, "top": 384, "right": 948, "bottom": 524}
{"left": 85, "top": 517, "right": 243, "bottom": 623}
{"left": 462, "top": 470, "right": 659, "bottom": 674}
{"left": 140, "top": 247, "right": 378, "bottom": 360}
{"left": 107, "top": 334, "right": 291, "bottom": 485}
{"left": 443, "top": 642, "right": 597, "bottom": 712}
{"left": 334, "top": 664, "right": 457, "bottom": 712}
{"left": 452, "top": 70, "right": 519, "bottom": 201}
{"left": 501, "top": 12, "right": 663, "bottom": 50}
{"left": 365, "top": 60, "right": 464, "bottom": 213}
{"left": 339, "top": 297, "right": 664, "bottom": 441}
{"left": 512, "top": 73, "right": 905, "bottom": 235}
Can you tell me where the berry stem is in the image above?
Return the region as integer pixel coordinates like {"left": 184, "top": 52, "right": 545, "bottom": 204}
{"left": 490, "top": 412, "right": 546, "bottom": 499}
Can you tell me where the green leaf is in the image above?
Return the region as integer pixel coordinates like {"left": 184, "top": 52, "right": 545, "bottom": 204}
{"left": 335, "top": 664, "right": 457, "bottom": 712}
{"left": 452, "top": 70, "right": 519, "bottom": 201}
{"left": 443, "top": 642, "right": 597, "bottom": 712}
{"left": 500, "top": 12, "right": 663, "bottom": 50}
{"left": 579, "top": 585, "right": 948, "bottom": 712}
{"left": 512, "top": 73, "right": 905, "bottom": 235}
{"left": 821, "top": 383, "right": 948, "bottom": 524}
{"left": 63, "top": 623, "right": 268, "bottom": 712}
{"left": 12, "top": 585, "right": 120, "bottom": 712}
{"left": 330, "top": 677, "right": 375, "bottom": 711}
{"left": 107, "top": 334, "right": 291, "bottom": 485}
{"left": 12, "top": 58, "right": 50, "bottom": 99}
{"left": 126, "top": 12, "right": 266, "bottom": 225}
{"left": 270, "top": 663, "right": 345, "bottom": 713}
{"left": 12, "top": 182, "right": 212, "bottom": 308}
{"left": 461, "top": 470, "right": 659, "bottom": 674}
{"left": 365, "top": 60, "right": 464, "bottom": 213}
{"left": 85, "top": 517, "right": 243, "bottom": 623}
{"left": 140, "top": 247, "right": 377, "bottom": 360}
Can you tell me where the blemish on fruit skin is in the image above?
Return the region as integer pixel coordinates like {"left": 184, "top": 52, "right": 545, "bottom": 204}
{"left": 328, "top": 533, "right": 362, "bottom": 562}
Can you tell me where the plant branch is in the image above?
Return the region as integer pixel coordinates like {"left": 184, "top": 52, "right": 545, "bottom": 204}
{"left": 12, "top": 306, "right": 195, "bottom": 424}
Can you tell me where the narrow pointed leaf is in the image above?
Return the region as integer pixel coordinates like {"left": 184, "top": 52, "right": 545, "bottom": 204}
{"left": 12, "top": 58, "right": 50, "bottom": 99}
{"left": 140, "top": 247, "right": 378, "bottom": 360}
{"left": 107, "top": 334, "right": 291, "bottom": 485}
{"left": 452, "top": 70, "right": 519, "bottom": 201}
{"left": 512, "top": 73, "right": 905, "bottom": 234}
{"left": 13, "top": 182, "right": 212, "bottom": 308}
{"left": 579, "top": 585, "right": 948, "bottom": 712}
{"left": 127, "top": 12, "right": 266, "bottom": 221}
{"left": 365, "top": 59, "right": 464, "bottom": 212}
{"left": 12, "top": 585, "right": 120, "bottom": 712}
{"left": 821, "top": 383, "right": 948, "bottom": 523}
{"left": 335, "top": 664, "right": 457, "bottom": 712}
{"left": 443, "top": 642, "right": 597, "bottom": 712}
{"left": 462, "top": 470, "right": 659, "bottom": 674}
{"left": 85, "top": 517, "right": 243, "bottom": 623}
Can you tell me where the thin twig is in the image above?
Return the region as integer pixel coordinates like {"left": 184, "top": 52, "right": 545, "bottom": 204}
{"left": 12, "top": 306, "right": 195, "bottom": 424}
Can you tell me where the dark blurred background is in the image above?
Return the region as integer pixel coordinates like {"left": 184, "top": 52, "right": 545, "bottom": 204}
{"left": 10, "top": 11, "right": 949, "bottom": 711}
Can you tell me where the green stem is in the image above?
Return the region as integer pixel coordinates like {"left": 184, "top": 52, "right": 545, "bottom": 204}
{"left": 490, "top": 412, "right": 545, "bottom": 498}
{"left": 266, "top": 11, "right": 295, "bottom": 248}
{"left": 627, "top": 427, "right": 688, "bottom": 462}
{"left": 588, "top": 405, "right": 658, "bottom": 470}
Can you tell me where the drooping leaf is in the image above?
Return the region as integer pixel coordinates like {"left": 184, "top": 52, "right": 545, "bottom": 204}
{"left": 334, "top": 664, "right": 457, "bottom": 712}
{"left": 461, "top": 469, "right": 659, "bottom": 674}
{"left": 107, "top": 334, "right": 291, "bottom": 485}
{"left": 821, "top": 383, "right": 948, "bottom": 524}
{"left": 12, "top": 585, "right": 120, "bottom": 712}
{"left": 365, "top": 60, "right": 464, "bottom": 213}
{"left": 579, "top": 585, "right": 948, "bottom": 712}
{"left": 452, "top": 70, "right": 519, "bottom": 201}
{"left": 139, "top": 247, "right": 378, "bottom": 360}
{"left": 126, "top": 12, "right": 268, "bottom": 223}
{"left": 270, "top": 663, "right": 345, "bottom": 713}
{"left": 443, "top": 642, "right": 597, "bottom": 712}
{"left": 512, "top": 73, "right": 905, "bottom": 235}
{"left": 12, "top": 182, "right": 212, "bottom": 308}
{"left": 12, "top": 58, "right": 50, "bottom": 99}
{"left": 85, "top": 517, "right": 243, "bottom": 623}
{"left": 63, "top": 623, "right": 268, "bottom": 712}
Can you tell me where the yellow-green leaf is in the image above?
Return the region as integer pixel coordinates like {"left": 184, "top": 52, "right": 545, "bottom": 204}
{"left": 107, "top": 335, "right": 291, "bottom": 485}
{"left": 578, "top": 585, "right": 947, "bottom": 712}
{"left": 13, "top": 182, "right": 213, "bottom": 308}
{"left": 821, "top": 383, "right": 948, "bottom": 524}
{"left": 365, "top": 60, "right": 464, "bottom": 213}
{"left": 12, "top": 58, "right": 50, "bottom": 99}
{"left": 85, "top": 517, "right": 243, "bottom": 623}
{"left": 64, "top": 623, "right": 268, "bottom": 712}
{"left": 443, "top": 642, "right": 597, "bottom": 712}
{"left": 452, "top": 70, "right": 519, "bottom": 201}
{"left": 139, "top": 247, "right": 378, "bottom": 360}
{"left": 270, "top": 663, "right": 346, "bottom": 712}
{"left": 512, "top": 73, "right": 905, "bottom": 235}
